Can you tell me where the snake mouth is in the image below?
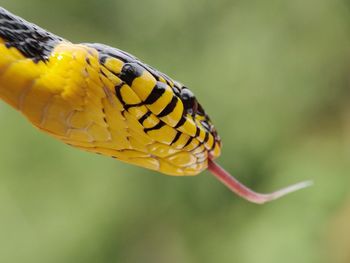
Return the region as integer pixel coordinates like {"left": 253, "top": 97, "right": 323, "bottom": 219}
{"left": 207, "top": 158, "right": 313, "bottom": 204}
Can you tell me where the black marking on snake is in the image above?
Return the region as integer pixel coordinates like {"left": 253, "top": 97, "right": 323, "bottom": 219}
{"left": 174, "top": 116, "right": 186, "bottom": 129}
{"left": 119, "top": 63, "right": 144, "bottom": 87}
{"left": 195, "top": 127, "right": 200, "bottom": 138}
{"left": 86, "top": 57, "right": 91, "bottom": 65}
{"left": 144, "top": 121, "right": 165, "bottom": 133}
{"left": 0, "top": 8, "right": 63, "bottom": 62}
{"left": 100, "top": 69, "right": 108, "bottom": 78}
{"left": 86, "top": 43, "right": 138, "bottom": 64}
{"left": 114, "top": 83, "right": 143, "bottom": 110}
{"left": 114, "top": 83, "right": 126, "bottom": 106}
{"left": 138, "top": 111, "right": 152, "bottom": 124}
{"left": 161, "top": 75, "right": 173, "bottom": 87}
{"left": 135, "top": 62, "right": 163, "bottom": 83}
{"left": 180, "top": 88, "right": 197, "bottom": 116}
{"left": 203, "top": 132, "right": 209, "bottom": 144}
{"left": 158, "top": 96, "right": 178, "bottom": 118}
{"left": 209, "top": 141, "right": 216, "bottom": 152}
{"left": 183, "top": 136, "right": 194, "bottom": 148}
{"left": 201, "top": 120, "right": 211, "bottom": 132}
{"left": 197, "top": 103, "right": 205, "bottom": 116}
{"left": 171, "top": 132, "right": 181, "bottom": 145}
{"left": 144, "top": 81, "right": 166, "bottom": 105}
{"left": 124, "top": 102, "right": 143, "bottom": 111}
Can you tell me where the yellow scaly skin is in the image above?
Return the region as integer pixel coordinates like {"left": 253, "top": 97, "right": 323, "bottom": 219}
{"left": 0, "top": 8, "right": 220, "bottom": 176}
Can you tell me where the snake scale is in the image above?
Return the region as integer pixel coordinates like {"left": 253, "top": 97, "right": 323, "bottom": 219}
{"left": 0, "top": 7, "right": 311, "bottom": 203}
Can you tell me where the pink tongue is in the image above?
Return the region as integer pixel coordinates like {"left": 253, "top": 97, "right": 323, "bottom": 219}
{"left": 207, "top": 159, "right": 313, "bottom": 204}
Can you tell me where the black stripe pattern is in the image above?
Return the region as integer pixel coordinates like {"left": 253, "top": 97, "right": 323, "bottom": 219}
{"left": 158, "top": 96, "right": 178, "bottom": 117}
{"left": 144, "top": 121, "right": 165, "bottom": 133}
{"left": 119, "top": 63, "right": 144, "bottom": 86}
{"left": 144, "top": 81, "right": 167, "bottom": 105}
{"left": 138, "top": 111, "right": 151, "bottom": 124}
{"left": 170, "top": 132, "right": 181, "bottom": 145}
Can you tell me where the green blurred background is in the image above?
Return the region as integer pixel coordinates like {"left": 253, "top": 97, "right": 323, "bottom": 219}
{"left": 1, "top": 0, "right": 350, "bottom": 262}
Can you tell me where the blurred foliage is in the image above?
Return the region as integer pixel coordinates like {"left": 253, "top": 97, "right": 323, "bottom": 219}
{"left": 0, "top": 0, "right": 350, "bottom": 262}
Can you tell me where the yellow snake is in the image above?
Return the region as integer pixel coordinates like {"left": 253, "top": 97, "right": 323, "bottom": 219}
{"left": 0, "top": 7, "right": 311, "bottom": 203}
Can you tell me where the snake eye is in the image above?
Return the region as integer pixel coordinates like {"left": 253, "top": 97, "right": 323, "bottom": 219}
{"left": 181, "top": 87, "right": 198, "bottom": 115}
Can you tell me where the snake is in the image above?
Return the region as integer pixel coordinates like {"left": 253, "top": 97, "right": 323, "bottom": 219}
{"left": 0, "top": 7, "right": 311, "bottom": 204}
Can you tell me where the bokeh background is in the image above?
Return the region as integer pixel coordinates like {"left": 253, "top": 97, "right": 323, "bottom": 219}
{"left": 1, "top": 0, "right": 350, "bottom": 262}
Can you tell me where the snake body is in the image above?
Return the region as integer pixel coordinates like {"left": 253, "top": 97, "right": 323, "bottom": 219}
{"left": 0, "top": 7, "right": 311, "bottom": 203}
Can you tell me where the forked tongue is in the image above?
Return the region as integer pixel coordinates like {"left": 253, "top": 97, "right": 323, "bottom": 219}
{"left": 208, "top": 159, "right": 313, "bottom": 204}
